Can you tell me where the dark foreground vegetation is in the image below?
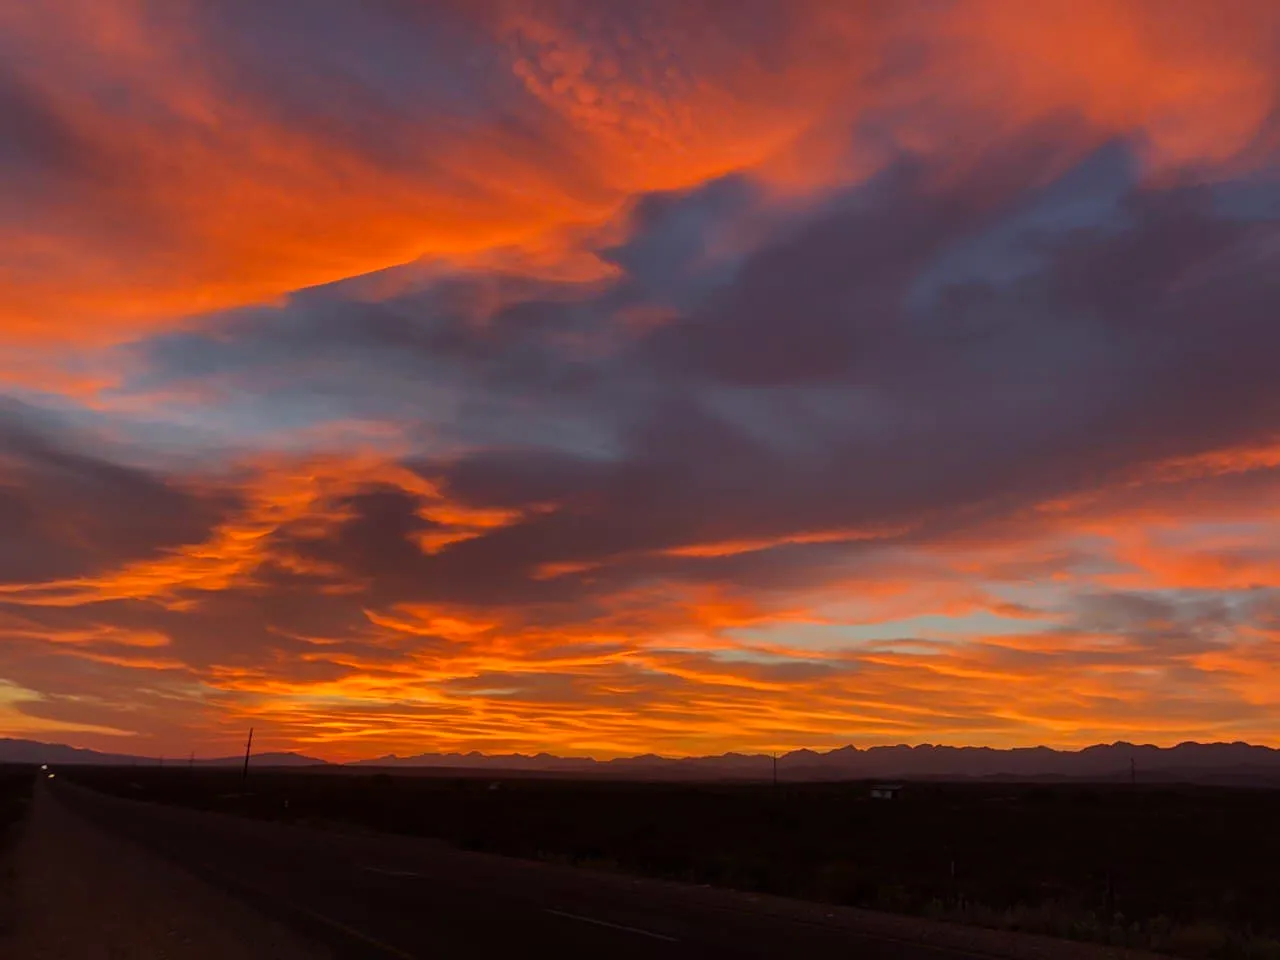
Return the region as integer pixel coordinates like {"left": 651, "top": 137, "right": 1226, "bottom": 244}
{"left": 69, "top": 767, "right": 1279, "bottom": 960}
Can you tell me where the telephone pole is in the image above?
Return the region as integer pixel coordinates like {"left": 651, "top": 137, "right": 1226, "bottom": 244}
{"left": 241, "top": 727, "right": 254, "bottom": 790}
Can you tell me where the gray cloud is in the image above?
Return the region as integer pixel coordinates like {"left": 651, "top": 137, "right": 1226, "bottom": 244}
{"left": 0, "top": 402, "right": 236, "bottom": 584}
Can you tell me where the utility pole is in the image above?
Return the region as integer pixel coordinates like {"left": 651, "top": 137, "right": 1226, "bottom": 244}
{"left": 772, "top": 751, "right": 778, "bottom": 788}
{"left": 241, "top": 727, "right": 254, "bottom": 790}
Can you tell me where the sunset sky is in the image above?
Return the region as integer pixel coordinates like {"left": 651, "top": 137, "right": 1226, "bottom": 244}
{"left": 2, "top": 1, "right": 1279, "bottom": 760}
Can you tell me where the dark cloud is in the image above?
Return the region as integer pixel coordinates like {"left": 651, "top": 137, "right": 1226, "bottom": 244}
{"left": 0, "top": 68, "right": 91, "bottom": 182}
{"left": 1069, "top": 591, "right": 1240, "bottom": 652}
{"left": 116, "top": 138, "right": 1280, "bottom": 625}
{"left": 0, "top": 402, "right": 235, "bottom": 584}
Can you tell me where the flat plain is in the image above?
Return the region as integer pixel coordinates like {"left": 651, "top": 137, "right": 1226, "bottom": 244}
{"left": 68, "top": 767, "right": 1280, "bottom": 960}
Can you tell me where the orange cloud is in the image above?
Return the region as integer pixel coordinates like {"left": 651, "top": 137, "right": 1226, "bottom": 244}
{"left": 2, "top": 428, "right": 1278, "bottom": 759}
{"left": 928, "top": 0, "right": 1279, "bottom": 172}
{"left": 2, "top": 1, "right": 1276, "bottom": 353}
{"left": 0, "top": 437, "right": 1269, "bottom": 752}
{"left": 662, "top": 525, "right": 905, "bottom": 558}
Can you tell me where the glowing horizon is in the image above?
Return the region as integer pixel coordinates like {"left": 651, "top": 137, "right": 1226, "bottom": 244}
{"left": 2, "top": 0, "right": 1279, "bottom": 760}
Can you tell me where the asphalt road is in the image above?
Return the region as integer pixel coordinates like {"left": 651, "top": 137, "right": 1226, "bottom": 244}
{"left": 50, "top": 781, "right": 996, "bottom": 960}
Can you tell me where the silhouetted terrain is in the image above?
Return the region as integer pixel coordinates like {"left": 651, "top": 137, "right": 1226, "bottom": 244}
{"left": 353, "top": 741, "right": 1280, "bottom": 785}
{"left": 11, "top": 738, "right": 1280, "bottom": 784}
{"left": 69, "top": 767, "right": 1280, "bottom": 960}
{"left": 0, "top": 740, "right": 325, "bottom": 768}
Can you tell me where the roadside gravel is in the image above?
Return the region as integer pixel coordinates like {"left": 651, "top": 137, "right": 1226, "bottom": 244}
{"left": 2, "top": 784, "right": 329, "bottom": 960}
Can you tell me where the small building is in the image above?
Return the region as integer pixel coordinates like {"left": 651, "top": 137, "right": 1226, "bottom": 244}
{"left": 870, "top": 782, "right": 903, "bottom": 800}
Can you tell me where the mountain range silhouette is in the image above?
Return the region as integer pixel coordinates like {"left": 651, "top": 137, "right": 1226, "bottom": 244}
{"left": 9, "top": 738, "right": 1278, "bottom": 784}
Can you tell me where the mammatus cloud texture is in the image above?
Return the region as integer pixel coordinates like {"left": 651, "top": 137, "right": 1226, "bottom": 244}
{"left": 2, "top": 0, "right": 1279, "bottom": 758}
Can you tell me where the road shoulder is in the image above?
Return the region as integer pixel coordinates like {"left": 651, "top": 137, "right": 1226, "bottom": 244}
{"left": 2, "top": 785, "right": 330, "bottom": 960}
